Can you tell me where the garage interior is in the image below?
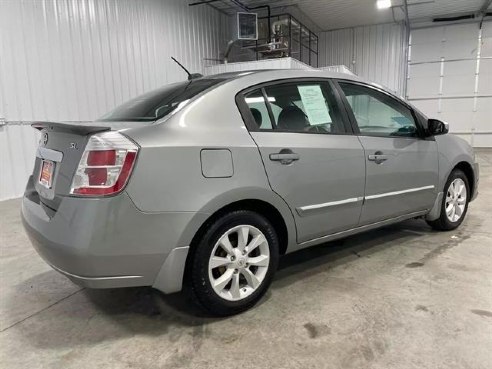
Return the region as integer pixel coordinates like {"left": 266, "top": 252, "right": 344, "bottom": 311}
{"left": 1, "top": 0, "right": 491, "bottom": 368}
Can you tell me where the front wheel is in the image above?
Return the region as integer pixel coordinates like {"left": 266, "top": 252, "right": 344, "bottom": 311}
{"left": 426, "top": 169, "right": 469, "bottom": 231}
{"left": 188, "top": 210, "right": 279, "bottom": 316}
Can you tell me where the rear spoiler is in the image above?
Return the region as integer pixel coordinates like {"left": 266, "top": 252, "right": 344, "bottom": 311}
{"left": 31, "top": 121, "right": 110, "bottom": 135}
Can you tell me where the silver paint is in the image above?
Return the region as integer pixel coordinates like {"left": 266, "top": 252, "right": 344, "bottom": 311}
{"left": 21, "top": 69, "right": 479, "bottom": 295}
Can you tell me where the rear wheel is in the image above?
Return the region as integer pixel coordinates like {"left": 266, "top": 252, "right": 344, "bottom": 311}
{"left": 426, "top": 169, "right": 469, "bottom": 231}
{"left": 188, "top": 210, "right": 279, "bottom": 316}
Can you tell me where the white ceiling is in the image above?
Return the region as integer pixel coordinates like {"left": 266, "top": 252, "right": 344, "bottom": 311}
{"left": 206, "top": 0, "right": 492, "bottom": 30}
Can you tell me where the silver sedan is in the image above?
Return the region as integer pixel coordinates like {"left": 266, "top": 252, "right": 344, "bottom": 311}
{"left": 22, "top": 69, "right": 479, "bottom": 316}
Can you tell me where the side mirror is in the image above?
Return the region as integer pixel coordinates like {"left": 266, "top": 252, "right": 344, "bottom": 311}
{"left": 428, "top": 119, "right": 449, "bottom": 136}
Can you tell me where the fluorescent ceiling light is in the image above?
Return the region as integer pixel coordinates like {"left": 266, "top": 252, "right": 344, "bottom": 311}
{"left": 377, "top": 0, "right": 392, "bottom": 9}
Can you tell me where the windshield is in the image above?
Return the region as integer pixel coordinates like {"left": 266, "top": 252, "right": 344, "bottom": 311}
{"left": 98, "top": 78, "right": 225, "bottom": 122}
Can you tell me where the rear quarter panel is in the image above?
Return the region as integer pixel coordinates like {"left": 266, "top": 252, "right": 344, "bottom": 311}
{"left": 121, "top": 84, "right": 297, "bottom": 249}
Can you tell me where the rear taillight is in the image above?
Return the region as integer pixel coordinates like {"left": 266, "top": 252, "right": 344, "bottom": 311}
{"left": 70, "top": 131, "right": 139, "bottom": 196}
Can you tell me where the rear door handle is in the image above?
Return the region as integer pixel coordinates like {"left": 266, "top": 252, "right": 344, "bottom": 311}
{"left": 269, "top": 149, "right": 300, "bottom": 165}
{"left": 368, "top": 151, "right": 388, "bottom": 164}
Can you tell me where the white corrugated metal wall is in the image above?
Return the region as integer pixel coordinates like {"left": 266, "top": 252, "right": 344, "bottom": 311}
{"left": 407, "top": 22, "right": 492, "bottom": 147}
{"left": 318, "top": 23, "right": 408, "bottom": 96}
{"left": 0, "top": 0, "right": 229, "bottom": 200}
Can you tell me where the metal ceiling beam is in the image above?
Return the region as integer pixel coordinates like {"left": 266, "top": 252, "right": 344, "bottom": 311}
{"left": 391, "top": 0, "right": 434, "bottom": 24}
{"left": 188, "top": 0, "right": 229, "bottom": 16}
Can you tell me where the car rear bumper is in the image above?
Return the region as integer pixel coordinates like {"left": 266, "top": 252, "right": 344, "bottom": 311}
{"left": 21, "top": 177, "right": 203, "bottom": 291}
{"left": 46, "top": 262, "right": 145, "bottom": 288}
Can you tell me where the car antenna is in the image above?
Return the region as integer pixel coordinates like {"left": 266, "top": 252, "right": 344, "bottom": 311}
{"left": 171, "top": 56, "right": 203, "bottom": 80}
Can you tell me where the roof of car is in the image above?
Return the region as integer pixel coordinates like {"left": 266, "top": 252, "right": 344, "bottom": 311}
{"left": 202, "top": 68, "right": 403, "bottom": 101}
{"left": 206, "top": 68, "right": 361, "bottom": 82}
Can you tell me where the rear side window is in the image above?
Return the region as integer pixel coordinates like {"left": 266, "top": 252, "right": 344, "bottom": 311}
{"left": 98, "top": 78, "right": 225, "bottom": 122}
{"left": 339, "top": 83, "right": 418, "bottom": 137}
{"left": 244, "top": 90, "right": 273, "bottom": 130}
{"left": 243, "top": 81, "right": 346, "bottom": 134}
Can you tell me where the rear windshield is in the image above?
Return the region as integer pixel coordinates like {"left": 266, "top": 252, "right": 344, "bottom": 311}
{"left": 98, "top": 78, "right": 224, "bottom": 122}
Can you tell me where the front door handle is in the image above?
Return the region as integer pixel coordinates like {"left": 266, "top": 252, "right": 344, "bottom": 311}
{"left": 269, "top": 149, "right": 300, "bottom": 165}
{"left": 368, "top": 151, "right": 388, "bottom": 164}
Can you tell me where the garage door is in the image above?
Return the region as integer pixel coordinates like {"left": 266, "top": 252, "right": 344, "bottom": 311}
{"left": 407, "top": 22, "right": 492, "bottom": 147}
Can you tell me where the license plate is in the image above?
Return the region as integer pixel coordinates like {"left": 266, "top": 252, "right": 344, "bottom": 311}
{"left": 39, "top": 160, "right": 54, "bottom": 189}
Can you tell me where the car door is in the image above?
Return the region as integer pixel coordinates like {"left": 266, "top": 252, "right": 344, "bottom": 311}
{"left": 237, "top": 79, "right": 366, "bottom": 244}
{"left": 336, "top": 81, "right": 439, "bottom": 225}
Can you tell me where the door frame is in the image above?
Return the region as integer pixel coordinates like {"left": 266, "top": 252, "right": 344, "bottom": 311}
{"left": 332, "top": 79, "right": 440, "bottom": 224}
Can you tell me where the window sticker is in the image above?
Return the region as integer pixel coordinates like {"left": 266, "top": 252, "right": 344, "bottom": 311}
{"left": 297, "top": 85, "right": 331, "bottom": 125}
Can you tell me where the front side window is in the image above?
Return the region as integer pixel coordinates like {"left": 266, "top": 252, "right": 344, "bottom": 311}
{"left": 339, "top": 83, "right": 418, "bottom": 137}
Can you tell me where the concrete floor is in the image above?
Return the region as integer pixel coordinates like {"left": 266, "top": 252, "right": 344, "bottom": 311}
{"left": 1, "top": 151, "right": 491, "bottom": 369}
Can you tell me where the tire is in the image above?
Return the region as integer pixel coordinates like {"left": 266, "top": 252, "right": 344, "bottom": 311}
{"left": 187, "top": 210, "right": 279, "bottom": 316}
{"left": 426, "top": 169, "right": 470, "bottom": 231}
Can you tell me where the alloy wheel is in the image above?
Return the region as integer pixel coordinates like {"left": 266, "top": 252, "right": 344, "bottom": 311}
{"left": 445, "top": 178, "right": 467, "bottom": 222}
{"left": 208, "top": 225, "right": 270, "bottom": 301}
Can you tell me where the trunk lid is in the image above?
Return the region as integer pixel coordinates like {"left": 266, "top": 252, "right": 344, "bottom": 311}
{"left": 30, "top": 121, "right": 138, "bottom": 211}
